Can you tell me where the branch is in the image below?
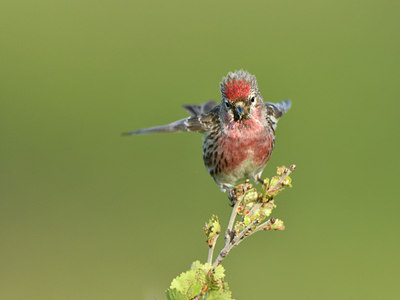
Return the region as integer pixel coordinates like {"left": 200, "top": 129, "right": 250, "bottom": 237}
{"left": 224, "top": 192, "right": 242, "bottom": 248}
{"left": 212, "top": 165, "right": 295, "bottom": 267}
{"left": 167, "top": 165, "right": 296, "bottom": 300}
{"left": 213, "top": 218, "right": 260, "bottom": 266}
{"left": 207, "top": 237, "right": 217, "bottom": 264}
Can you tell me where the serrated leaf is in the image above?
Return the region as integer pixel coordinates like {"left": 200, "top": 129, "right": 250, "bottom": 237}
{"left": 212, "top": 265, "right": 225, "bottom": 281}
{"left": 206, "top": 289, "right": 233, "bottom": 300}
{"left": 186, "top": 281, "right": 202, "bottom": 298}
{"left": 170, "top": 269, "right": 197, "bottom": 293}
{"left": 190, "top": 260, "right": 203, "bottom": 271}
{"left": 166, "top": 288, "right": 187, "bottom": 300}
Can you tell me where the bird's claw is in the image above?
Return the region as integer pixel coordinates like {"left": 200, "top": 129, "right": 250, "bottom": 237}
{"left": 228, "top": 188, "right": 237, "bottom": 206}
{"left": 255, "top": 175, "right": 264, "bottom": 185}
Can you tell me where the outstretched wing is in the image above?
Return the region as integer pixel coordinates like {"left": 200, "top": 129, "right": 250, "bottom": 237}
{"left": 265, "top": 99, "right": 291, "bottom": 130}
{"left": 182, "top": 100, "right": 217, "bottom": 116}
{"left": 123, "top": 104, "right": 219, "bottom": 135}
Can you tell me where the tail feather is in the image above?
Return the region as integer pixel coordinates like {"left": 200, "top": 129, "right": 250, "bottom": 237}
{"left": 182, "top": 100, "right": 217, "bottom": 116}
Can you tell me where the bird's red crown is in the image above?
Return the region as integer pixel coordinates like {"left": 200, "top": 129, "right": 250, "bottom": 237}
{"left": 220, "top": 70, "right": 257, "bottom": 101}
{"left": 224, "top": 80, "right": 251, "bottom": 101}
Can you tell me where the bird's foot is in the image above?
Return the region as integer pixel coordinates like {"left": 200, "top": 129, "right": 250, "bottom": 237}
{"left": 228, "top": 188, "right": 237, "bottom": 207}
{"left": 255, "top": 175, "right": 264, "bottom": 185}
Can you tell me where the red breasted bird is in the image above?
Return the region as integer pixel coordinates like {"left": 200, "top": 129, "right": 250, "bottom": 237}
{"left": 124, "top": 70, "right": 291, "bottom": 203}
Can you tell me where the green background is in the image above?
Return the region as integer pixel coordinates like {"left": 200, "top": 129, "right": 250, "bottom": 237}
{"left": 1, "top": 0, "right": 399, "bottom": 299}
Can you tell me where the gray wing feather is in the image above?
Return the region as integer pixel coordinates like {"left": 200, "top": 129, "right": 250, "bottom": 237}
{"left": 122, "top": 118, "right": 190, "bottom": 135}
{"left": 265, "top": 99, "right": 291, "bottom": 118}
{"left": 123, "top": 113, "right": 215, "bottom": 135}
{"left": 182, "top": 100, "right": 217, "bottom": 116}
{"left": 264, "top": 99, "right": 291, "bottom": 130}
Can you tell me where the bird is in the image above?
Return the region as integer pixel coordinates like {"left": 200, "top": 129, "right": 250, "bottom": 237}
{"left": 124, "top": 70, "right": 291, "bottom": 204}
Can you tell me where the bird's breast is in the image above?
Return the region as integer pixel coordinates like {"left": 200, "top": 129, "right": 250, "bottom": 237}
{"left": 202, "top": 118, "right": 275, "bottom": 186}
{"left": 221, "top": 121, "right": 274, "bottom": 173}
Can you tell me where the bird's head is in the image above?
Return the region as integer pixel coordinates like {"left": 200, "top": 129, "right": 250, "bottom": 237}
{"left": 220, "top": 70, "right": 263, "bottom": 123}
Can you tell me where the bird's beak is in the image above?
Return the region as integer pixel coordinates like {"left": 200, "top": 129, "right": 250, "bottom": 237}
{"left": 235, "top": 105, "right": 245, "bottom": 120}
{"left": 236, "top": 106, "right": 244, "bottom": 117}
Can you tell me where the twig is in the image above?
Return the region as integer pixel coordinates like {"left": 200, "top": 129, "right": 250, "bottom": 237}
{"left": 224, "top": 198, "right": 241, "bottom": 245}
{"left": 250, "top": 218, "right": 277, "bottom": 235}
{"left": 212, "top": 196, "right": 242, "bottom": 267}
{"left": 213, "top": 218, "right": 260, "bottom": 266}
{"left": 207, "top": 237, "right": 218, "bottom": 264}
{"left": 230, "top": 218, "right": 259, "bottom": 249}
{"left": 217, "top": 185, "right": 250, "bottom": 263}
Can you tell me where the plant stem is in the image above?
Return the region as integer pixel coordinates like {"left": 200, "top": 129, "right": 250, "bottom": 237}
{"left": 225, "top": 199, "right": 241, "bottom": 245}
{"left": 213, "top": 218, "right": 260, "bottom": 266}
{"left": 212, "top": 199, "right": 241, "bottom": 267}
{"left": 207, "top": 237, "right": 217, "bottom": 264}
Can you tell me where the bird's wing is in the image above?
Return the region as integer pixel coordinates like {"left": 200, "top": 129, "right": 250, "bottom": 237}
{"left": 264, "top": 99, "right": 291, "bottom": 130}
{"left": 123, "top": 105, "right": 219, "bottom": 135}
{"left": 182, "top": 100, "right": 217, "bottom": 116}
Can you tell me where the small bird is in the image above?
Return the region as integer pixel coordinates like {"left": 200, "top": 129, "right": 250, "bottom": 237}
{"left": 124, "top": 70, "right": 291, "bottom": 203}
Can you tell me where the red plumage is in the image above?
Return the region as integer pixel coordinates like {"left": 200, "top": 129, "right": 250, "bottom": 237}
{"left": 223, "top": 79, "right": 251, "bottom": 101}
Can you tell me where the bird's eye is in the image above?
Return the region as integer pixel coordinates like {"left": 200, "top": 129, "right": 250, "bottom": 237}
{"left": 224, "top": 101, "right": 230, "bottom": 108}
{"left": 250, "top": 97, "right": 255, "bottom": 103}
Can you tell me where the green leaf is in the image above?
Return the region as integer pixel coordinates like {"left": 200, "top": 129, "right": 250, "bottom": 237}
{"left": 212, "top": 265, "right": 225, "bottom": 281}
{"left": 187, "top": 281, "right": 202, "bottom": 298}
{"left": 166, "top": 288, "right": 187, "bottom": 300}
{"left": 190, "top": 260, "right": 204, "bottom": 271}
{"left": 206, "top": 289, "right": 233, "bottom": 300}
{"left": 169, "top": 269, "right": 198, "bottom": 294}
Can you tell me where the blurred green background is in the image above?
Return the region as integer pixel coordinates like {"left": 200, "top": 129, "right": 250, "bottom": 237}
{"left": 1, "top": 0, "right": 399, "bottom": 299}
